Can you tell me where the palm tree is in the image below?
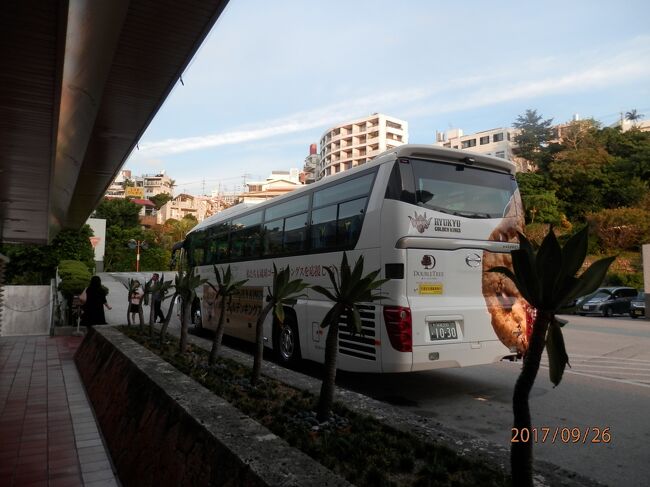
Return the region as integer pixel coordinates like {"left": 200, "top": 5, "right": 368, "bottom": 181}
{"left": 250, "top": 264, "right": 309, "bottom": 386}
{"left": 489, "top": 226, "right": 614, "bottom": 487}
{"left": 208, "top": 265, "right": 248, "bottom": 365}
{"left": 625, "top": 109, "right": 643, "bottom": 123}
{"left": 312, "top": 253, "right": 388, "bottom": 422}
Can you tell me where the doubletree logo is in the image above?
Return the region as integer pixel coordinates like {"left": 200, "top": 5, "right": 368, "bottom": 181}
{"left": 421, "top": 255, "right": 436, "bottom": 269}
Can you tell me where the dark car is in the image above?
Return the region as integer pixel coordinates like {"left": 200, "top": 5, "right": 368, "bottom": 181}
{"left": 630, "top": 292, "right": 646, "bottom": 318}
{"left": 577, "top": 286, "right": 638, "bottom": 317}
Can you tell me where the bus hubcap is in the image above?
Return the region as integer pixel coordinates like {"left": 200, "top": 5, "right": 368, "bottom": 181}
{"left": 280, "top": 327, "right": 294, "bottom": 359}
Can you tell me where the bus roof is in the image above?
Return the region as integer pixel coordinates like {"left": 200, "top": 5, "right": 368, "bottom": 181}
{"left": 188, "top": 144, "right": 516, "bottom": 235}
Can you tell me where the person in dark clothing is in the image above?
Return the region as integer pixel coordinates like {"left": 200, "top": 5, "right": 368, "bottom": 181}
{"left": 151, "top": 273, "right": 166, "bottom": 323}
{"left": 79, "top": 275, "right": 111, "bottom": 326}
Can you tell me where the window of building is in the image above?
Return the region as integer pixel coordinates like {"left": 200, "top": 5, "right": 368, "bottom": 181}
{"left": 480, "top": 136, "right": 490, "bottom": 145}
{"left": 461, "top": 139, "right": 477, "bottom": 148}
{"left": 493, "top": 132, "right": 504, "bottom": 142}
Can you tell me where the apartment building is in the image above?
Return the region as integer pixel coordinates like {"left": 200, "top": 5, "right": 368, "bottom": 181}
{"left": 435, "top": 127, "right": 532, "bottom": 172}
{"left": 157, "top": 194, "right": 215, "bottom": 224}
{"left": 240, "top": 169, "right": 302, "bottom": 204}
{"left": 318, "top": 113, "right": 408, "bottom": 179}
{"left": 301, "top": 143, "right": 320, "bottom": 184}
{"left": 138, "top": 172, "right": 174, "bottom": 198}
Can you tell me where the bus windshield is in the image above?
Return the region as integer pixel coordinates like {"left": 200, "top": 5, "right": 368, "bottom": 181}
{"left": 410, "top": 159, "right": 516, "bottom": 218}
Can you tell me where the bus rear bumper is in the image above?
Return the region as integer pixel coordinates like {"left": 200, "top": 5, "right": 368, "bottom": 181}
{"left": 405, "top": 339, "right": 511, "bottom": 372}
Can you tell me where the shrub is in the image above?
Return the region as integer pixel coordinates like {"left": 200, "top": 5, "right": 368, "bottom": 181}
{"left": 587, "top": 207, "right": 650, "bottom": 251}
{"left": 57, "top": 260, "right": 91, "bottom": 298}
{"left": 604, "top": 272, "right": 643, "bottom": 289}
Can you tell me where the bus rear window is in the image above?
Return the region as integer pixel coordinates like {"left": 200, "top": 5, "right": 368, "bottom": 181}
{"left": 409, "top": 159, "right": 516, "bottom": 218}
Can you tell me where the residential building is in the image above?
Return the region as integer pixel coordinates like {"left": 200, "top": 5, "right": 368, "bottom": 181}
{"left": 434, "top": 127, "right": 532, "bottom": 172}
{"left": 138, "top": 171, "right": 174, "bottom": 198}
{"left": 157, "top": 194, "right": 215, "bottom": 224}
{"left": 239, "top": 169, "right": 303, "bottom": 204}
{"left": 318, "top": 113, "right": 408, "bottom": 179}
{"left": 105, "top": 170, "right": 132, "bottom": 198}
{"left": 301, "top": 143, "right": 320, "bottom": 184}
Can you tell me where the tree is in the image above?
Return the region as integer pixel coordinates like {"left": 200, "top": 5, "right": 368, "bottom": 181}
{"left": 489, "top": 227, "right": 614, "bottom": 486}
{"left": 93, "top": 198, "right": 141, "bottom": 229}
{"left": 149, "top": 193, "right": 173, "bottom": 210}
{"left": 208, "top": 265, "right": 248, "bottom": 365}
{"left": 173, "top": 267, "right": 207, "bottom": 354}
{"left": 587, "top": 207, "right": 650, "bottom": 251}
{"left": 251, "top": 265, "right": 309, "bottom": 386}
{"left": 516, "top": 173, "right": 562, "bottom": 225}
{"left": 0, "top": 226, "right": 94, "bottom": 284}
{"left": 162, "top": 216, "right": 198, "bottom": 243}
{"left": 513, "top": 109, "right": 554, "bottom": 170}
{"left": 147, "top": 274, "right": 174, "bottom": 337}
{"left": 312, "top": 253, "right": 388, "bottom": 422}
{"left": 625, "top": 109, "right": 644, "bottom": 123}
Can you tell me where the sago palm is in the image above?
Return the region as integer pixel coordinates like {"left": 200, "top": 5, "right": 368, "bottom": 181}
{"left": 148, "top": 275, "right": 174, "bottom": 337}
{"left": 208, "top": 265, "right": 248, "bottom": 365}
{"left": 173, "top": 267, "right": 208, "bottom": 354}
{"left": 312, "top": 253, "right": 388, "bottom": 422}
{"left": 489, "top": 226, "right": 614, "bottom": 487}
{"left": 251, "top": 264, "right": 309, "bottom": 386}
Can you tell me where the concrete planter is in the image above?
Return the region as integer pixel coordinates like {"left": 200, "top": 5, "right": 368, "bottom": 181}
{"left": 74, "top": 326, "right": 349, "bottom": 487}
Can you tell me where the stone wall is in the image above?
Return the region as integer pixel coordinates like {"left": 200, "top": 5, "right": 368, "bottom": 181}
{"left": 74, "top": 326, "right": 349, "bottom": 487}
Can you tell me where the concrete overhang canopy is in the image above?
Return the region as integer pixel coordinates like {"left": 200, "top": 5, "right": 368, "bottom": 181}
{"left": 0, "top": 0, "right": 229, "bottom": 244}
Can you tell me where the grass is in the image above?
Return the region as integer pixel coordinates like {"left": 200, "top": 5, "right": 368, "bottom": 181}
{"left": 120, "top": 326, "right": 509, "bottom": 487}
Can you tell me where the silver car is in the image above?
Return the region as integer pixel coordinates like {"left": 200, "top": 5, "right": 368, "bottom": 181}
{"left": 578, "top": 287, "right": 638, "bottom": 317}
{"left": 630, "top": 292, "right": 646, "bottom": 319}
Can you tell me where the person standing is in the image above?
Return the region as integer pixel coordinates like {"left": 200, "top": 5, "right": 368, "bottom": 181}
{"left": 80, "top": 275, "right": 111, "bottom": 327}
{"left": 129, "top": 280, "right": 144, "bottom": 325}
{"left": 151, "top": 273, "right": 166, "bottom": 323}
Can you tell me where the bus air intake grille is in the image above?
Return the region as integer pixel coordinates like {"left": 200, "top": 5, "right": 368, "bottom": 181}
{"left": 338, "top": 304, "right": 376, "bottom": 361}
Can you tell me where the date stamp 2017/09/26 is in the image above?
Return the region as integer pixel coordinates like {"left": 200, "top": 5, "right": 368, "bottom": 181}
{"left": 511, "top": 427, "right": 611, "bottom": 444}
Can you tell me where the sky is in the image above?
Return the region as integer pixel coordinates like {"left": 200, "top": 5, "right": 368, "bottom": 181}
{"left": 125, "top": 0, "right": 650, "bottom": 196}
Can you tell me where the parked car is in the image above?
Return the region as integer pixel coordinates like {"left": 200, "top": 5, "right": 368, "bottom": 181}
{"left": 577, "top": 287, "right": 638, "bottom": 317}
{"left": 630, "top": 292, "right": 646, "bottom": 319}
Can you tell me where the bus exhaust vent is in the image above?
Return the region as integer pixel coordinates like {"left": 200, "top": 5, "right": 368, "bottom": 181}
{"left": 338, "top": 304, "right": 376, "bottom": 361}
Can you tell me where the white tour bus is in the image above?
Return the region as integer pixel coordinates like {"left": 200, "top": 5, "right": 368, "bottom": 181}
{"left": 184, "top": 145, "right": 531, "bottom": 373}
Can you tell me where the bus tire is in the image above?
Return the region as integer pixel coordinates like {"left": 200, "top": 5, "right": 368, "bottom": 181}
{"left": 192, "top": 297, "right": 202, "bottom": 329}
{"left": 274, "top": 312, "right": 301, "bottom": 366}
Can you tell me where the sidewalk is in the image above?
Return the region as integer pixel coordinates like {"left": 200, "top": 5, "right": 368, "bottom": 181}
{"left": 0, "top": 335, "right": 119, "bottom": 487}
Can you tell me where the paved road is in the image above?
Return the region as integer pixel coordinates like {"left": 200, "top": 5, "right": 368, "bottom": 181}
{"left": 335, "top": 314, "right": 650, "bottom": 487}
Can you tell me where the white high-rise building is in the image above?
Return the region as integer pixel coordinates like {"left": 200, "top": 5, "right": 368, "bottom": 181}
{"left": 318, "top": 113, "right": 408, "bottom": 179}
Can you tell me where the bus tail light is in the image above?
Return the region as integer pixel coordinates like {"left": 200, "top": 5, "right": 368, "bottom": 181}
{"left": 383, "top": 306, "right": 412, "bottom": 352}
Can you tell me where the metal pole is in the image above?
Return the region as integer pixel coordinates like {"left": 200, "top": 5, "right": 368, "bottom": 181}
{"left": 136, "top": 242, "right": 141, "bottom": 272}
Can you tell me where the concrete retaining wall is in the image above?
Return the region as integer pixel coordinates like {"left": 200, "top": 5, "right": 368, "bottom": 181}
{"left": 0, "top": 285, "right": 51, "bottom": 336}
{"left": 74, "top": 326, "right": 349, "bottom": 487}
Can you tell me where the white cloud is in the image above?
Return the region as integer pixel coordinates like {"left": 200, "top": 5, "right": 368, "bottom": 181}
{"left": 130, "top": 38, "right": 650, "bottom": 161}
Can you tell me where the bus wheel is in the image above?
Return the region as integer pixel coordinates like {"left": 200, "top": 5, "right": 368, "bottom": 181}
{"left": 192, "top": 298, "right": 202, "bottom": 329}
{"left": 274, "top": 314, "right": 301, "bottom": 366}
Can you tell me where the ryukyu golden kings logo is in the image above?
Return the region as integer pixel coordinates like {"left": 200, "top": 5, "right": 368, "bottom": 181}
{"left": 408, "top": 211, "right": 432, "bottom": 233}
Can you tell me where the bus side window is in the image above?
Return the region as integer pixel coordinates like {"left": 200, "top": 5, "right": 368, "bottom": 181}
{"left": 311, "top": 205, "right": 337, "bottom": 250}
{"left": 284, "top": 212, "right": 308, "bottom": 252}
{"left": 264, "top": 219, "right": 283, "bottom": 256}
{"left": 337, "top": 197, "right": 366, "bottom": 246}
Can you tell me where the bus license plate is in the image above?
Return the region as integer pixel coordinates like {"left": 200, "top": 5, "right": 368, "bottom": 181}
{"left": 429, "top": 321, "right": 458, "bottom": 341}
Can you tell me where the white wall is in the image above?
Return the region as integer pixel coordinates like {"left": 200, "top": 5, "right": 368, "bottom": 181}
{"left": 1, "top": 285, "right": 52, "bottom": 336}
